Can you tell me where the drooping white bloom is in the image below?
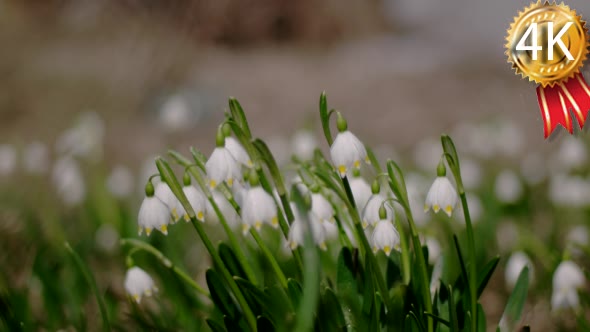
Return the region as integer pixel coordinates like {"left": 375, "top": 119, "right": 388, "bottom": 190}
{"left": 494, "top": 170, "right": 523, "bottom": 204}
{"left": 206, "top": 190, "right": 240, "bottom": 229}
{"left": 106, "top": 165, "right": 134, "bottom": 198}
{"left": 23, "top": 141, "right": 49, "bottom": 174}
{"left": 154, "top": 182, "right": 180, "bottom": 222}
{"left": 52, "top": 156, "right": 86, "bottom": 206}
{"left": 292, "top": 130, "right": 317, "bottom": 160}
{"left": 330, "top": 131, "right": 368, "bottom": 177}
{"left": 548, "top": 173, "right": 590, "bottom": 207}
{"left": 225, "top": 136, "right": 252, "bottom": 167}
{"left": 551, "top": 261, "right": 585, "bottom": 311}
{"left": 205, "top": 147, "right": 242, "bottom": 189}
{"left": 505, "top": 251, "right": 534, "bottom": 290}
{"left": 288, "top": 204, "right": 326, "bottom": 250}
{"left": 178, "top": 185, "right": 207, "bottom": 222}
{"left": 0, "top": 144, "right": 16, "bottom": 176}
{"left": 371, "top": 219, "right": 400, "bottom": 256}
{"left": 231, "top": 177, "right": 249, "bottom": 207}
{"left": 424, "top": 176, "right": 458, "bottom": 217}
{"left": 350, "top": 176, "right": 371, "bottom": 211}
{"left": 241, "top": 186, "right": 278, "bottom": 234}
{"left": 56, "top": 112, "right": 105, "bottom": 161}
{"left": 124, "top": 267, "right": 158, "bottom": 303}
{"left": 550, "top": 136, "right": 587, "bottom": 171}
{"left": 362, "top": 195, "right": 393, "bottom": 229}
{"left": 138, "top": 195, "right": 170, "bottom": 236}
{"left": 310, "top": 193, "right": 334, "bottom": 224}
{"left": 322, "top": 220, "right": 339, "bottom": 240}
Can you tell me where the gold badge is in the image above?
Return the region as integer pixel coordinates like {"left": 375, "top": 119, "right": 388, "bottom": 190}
{"left": 506, "top": 1, "right": 589, "bottom": 87}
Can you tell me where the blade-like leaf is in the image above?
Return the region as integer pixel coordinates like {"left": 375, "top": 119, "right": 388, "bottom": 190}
{"left": 477, "top": 256, "right": 500, "bottom": 299}
{"left": 499, "top": 267, "right": 529, "bottom": 330}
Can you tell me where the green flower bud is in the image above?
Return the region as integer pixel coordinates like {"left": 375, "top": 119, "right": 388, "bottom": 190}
{"left": 222, "top": 123, "right": 232, "bottom": 137}
{"left": 145, "top": 181, "right": 155, "bottom": 197}
{"left": 336, "top": 112, "right": 348, "bottom": 132}
{"left": 248, "top": 170, "right": 260, "bottom": 187}
{"left": 371, "top": 180, "right": 380, "bottom": 194}
{"left": 215, "top": 126, "right": 226, "bottom": 147}
{"left": 183, "top": 172, "right": 191, "bottom": 186}
{"left": 437, "top": 160, "right": 446, "bottom": 177}
{"left": 378, "top": 205, "right": 387, "bottom": 219}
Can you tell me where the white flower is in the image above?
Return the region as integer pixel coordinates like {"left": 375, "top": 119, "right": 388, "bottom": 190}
{"left": 178, "top": 185, "right": 207, "bottom": 222}
{"left": 322, "top": 221, "right": 339, "bottom": 240}
{"left": 330, "top": 131, "right": 368, "bottom": 177}
{"left": 231, "top": 178, "right": 248, "bottom": 207}
{"left": 350, "top": 176, "right": 371, "bottom": 211}
{"left": 154, "top": 182, "right": 180, "bottom": 222}
{"left": 566, "top": 225, "right": 589, "bottom": 256}
{"left": 225, "top": 136, "right": 252, "bottom": 167}
{"left": 551, "top": 136, "right": 587, "bottom": 171}
{"left": 494, "top": 170, "right": 523, "bottom": 204}
{"left": 0, "top": 144, "right": 16, "bottom": 176}
{"left": 159, "top": 94, "right": 194, "bottom": 132}
{"left": 241, "top": 186, "right": 278, "bottom": 234}
{"left": 371, "top": 219, "right": 400, "bottom": 256}
{"left": 205, "top": 147, "right": 242, "bottom": 189}
{"left": 425, "top": 237, "right": 441, "bottom": 264}
{"left": 430, "top": 257, "right": 443, "bottom": 300}
{"left": 23, "top": 141, "right": 49, "bottom": 174}
{"left": 292, "top": 130, "right": 317, "bottom": 160}
{"left": 362, "top": 195, "right": 393, "bottom": 229}
{"left": 551, "top": 261, "right": 585, "bottom": 311}
{"left": 138, "top": 195, "right": 170, "bottom": 236}
{"left": 424, "top": 176, "right": 457, "bottom": 217}
{"left": 52, "top": 156, "right": 86, "bottom": 206}
{"left": 288, "top": 204, "right": 326, "bottom": 250}
{"left": 310, "top": 193, "right": 334, "bottom": 224}
{"left": 124, "top": 267, "right": 158, "bottom": 303}
{"left": 106, "top": 165, "right": 134, "bottom": 198}
{"left": 206, "top": 190, "right": 240, "bottom": 228}
{"left": 504, "top": 251, "right": 534, "bottom": 290}
{"left": 548, "top": 174, "right": 590, "bottom": 207}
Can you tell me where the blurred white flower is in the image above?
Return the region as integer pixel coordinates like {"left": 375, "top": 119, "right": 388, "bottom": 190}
{"left": 231, "top": 180, "right": 248, "bottom": 207}
{"left": 424, "top": 176, "right": 457, "bottom": 217}
{"left": 290, "top": 176, "right": 309, "bottom": 196}
{"left": 52, "top": 156, "right": 86, "bottom": 206}
{"left": 520, "top": 152, "right": 547, "bottom": 185}
{"left": 429, "top": 257, "right": 443, "bottom": 300}
{"left": 495, "top": 121, "right": 524, "bottom": 158}
{"left": 106, "top": 165, "right": 134, "bottom": 198}
{"left": 414, "top": 139, "right": 441, "bottom": 172}
{"left": 158, "top": 95, "right": 194, "bottom": 131}
{"left": 330, "top": 130, "right": 368, "bottom": 178}
{"left": 496, "top": 221, "right": 520, "bottom": 253}
{"left": 322, "top": 220, "right": 339, "bottom": 240}
{"left": 405, "top": 173, "right": 429, "bottom": 226}
{"left": 125, "top": 267, "right": 158, "bottom": 303}
{"left": 0, "top": 144, "right": 16, "bottom": 176}
{"left": 154, "top": 182, "right": 180, "bottom": 222}
{"left": 288, "top": 205, "right": 326, "bottom": 250}
{"left": 95, "top": 224, "right": 119, "bottom": 253}
{"left": 310, "top": 192, "right": 334, "bottom": 224}
{"left": 551, "top": 136, "right": 587, "bottom": 171}
{"left": 206, "top": 190, "right": 240, "bottom": 228}
{"left": 225, "top": 136, "right": 252, "bottom": 167}
{"left": 371, "top": 219, "right": 400, "bottom": 256}
{"left": 349, "top": 175, "right": 371, "bottom": 211}
{"left": 566, "top": 225, "right": 589, "bottom": 257}
{"left": 241, "top": 186, "right": 278, "bottom": 234}
{"left": 551, "top": 261, "right": 585, "bottom": 311}
{"left": 504, "top": 251, "right": 534, "bottom": 290}
{"left": 138, "top": 194, "right": 170, "bottom": 236}
{"left": 205, "top": 147, "right": 241, "bottom": 189}
{"left": 179, "top": 185, "right": 206, "bottom": 222}
{"left": 494, "top": 170, "right": 523, "bottom": 204}
{"left": 23, "top": 141, "right": 49, "bottom": 174}
{"left": 425, "top": 237, "right": 441, "bottom": 264}
{"left": 548, "top": 174, "right": 590, "bottom": 207}
{"left": 460, "top": 158, "right": 482, "bottom": 189}
{"left": 362, "top": 194, "right": 393, "bottom": 229}
{"left": 56, "top": 112, "right": 104, "bottom": 161}
{"left": 292, "top": 131, "right": 317, "bottom": 160}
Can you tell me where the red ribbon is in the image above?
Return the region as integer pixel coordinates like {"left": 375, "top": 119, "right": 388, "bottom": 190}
{"left": 536, "top": 73, "right": 590, "bottom": 138}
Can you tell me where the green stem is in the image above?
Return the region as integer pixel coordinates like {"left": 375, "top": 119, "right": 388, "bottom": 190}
{"left": 64, "top": 243, "right": 110, "bottom": 331}
{"left": 250, "top": 229, "right": 289, "bottom": 289}
{"left": 459, "top": 192, "right": 477, "bottom": 332}
{"left": 121, "top": 239, "right": 210, "bottom": 297}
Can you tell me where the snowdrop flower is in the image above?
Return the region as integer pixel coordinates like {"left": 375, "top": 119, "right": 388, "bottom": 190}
{"left": 231, "top": 180, "right": 248, "bottom": 207}
{"left": 154, "top": 182, "right": 180, "bottom": 222}
{"left": 177, "top": 174, "right": 206, "bottom": 222}
{"left": 371, "top": 218, "right": 400, "bottom": 256}
{"left": 292, "top": 130, "right": 317, "bottom": 160}
{"left": 424, "top": 162, "right": 458, "bottom": 217}
{"left": 23, "top": 141, "right": 49, "bottom": 174}
{"left": 288, "top": 204, "right": 326, "bottom": 250}
{"left": 138, "top": 181, "right": 171, "bottom": 236}
{"left": 205, "top": 130, "right": 242, "bottom": 189}
{"left": 322, "top": 221, "right": 339, "bottom": 240}
{"left": 550, "top": 136, "right": 587, "bottom": 171}
{"left": 551, "top": 261, "right": 585, "bottom": 311}
{"left": 494, "top": 170, "right": 523, "bottom": 204}
{"left": 106, "top": 165, "right": 134, "bottom": 198}
{"left": 225, "top": 136, "right": 252, "bottom": 167}
{"left": 349, "top": 170, "right": 371, "bottom": 211}
{"left": 52, "top": 156, "right": 86, "bottom": 206}
{"left": 124, "top": 267, "right": 158, "bottom": 303}
{"left": 362, "top": 180, "right": 393, "bottom": 229}
{"left": 548, "top": 174, "right": 590, "bottom": 207}
{"left": 330, "top": 113, "right": 368, "bottom": 177}
{"left": 310, "top": 188, "right": 334, "bottom": 224}
{"left": 0, "top": 144, "right": 16, "bottom": 176}
{"left": 206, "top": 190, "right": 240, "bottom": 228}
{"left": 159, "top": 94, "right": 194, "bottom": 131}
{"left": 505, "top": 251, "right": 534, "bottom": 290}
{"left": 241, "top": 173, "right": 278, "bottom": 234}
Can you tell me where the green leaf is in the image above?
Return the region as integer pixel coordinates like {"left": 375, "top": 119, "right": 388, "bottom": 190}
{"left": 228, "top": 97, "right": 252, "bottom": 139}
{"left": 386, "top": 252, "right": 402, "bottom": 288}
{"left": 446, "top": 284, "right": 459, "bottom": 332}
{"left": 499, "top": 266, "right": 529, "bottom": 330}
{"left": 319, "top": 92, "right": 333, "bottom": 145}
{"left": 337, "top": 247, "right": 358, "bottom": 294}
{"left": 405, "top": 312, "right": 423, "bottom": 332}
{"left": 253, "top": 139, "right": 288, "bottom": 196}
{"left": 386, "top": 160, "right": 409, "bottom": 207}
{"left": 477, "top": 256, "right": 500, "bottom": 299}
{"left": 206, "top": 269, "right": 237, "bottom": 320}
{"left": 207, "top": 319, "right": 228, "bottom": 332}
{"left": 218, "top": 243, "right": 247, "bottom": 281}
{"left": 452, "top": 235, "right": 469, "bottom": 296}
{"left": 156, "top": 157, "right": 195, "bottom": 218}
{"left": 287, "top": 279, "right": 303, "bottom": 309}
{"left": 365, "top": 146, "right": 382, "bottom": 173}
{"left": 477, "top": 303, "right": 486, "bottom": 332}
{"left": 257, "top": 316, "right": 275, "bottom": 332}
{"left": 424, "top": 312, "right": 451, "bottom": 328}
{"left": 318, "top": 288, "right": 346, "bottom": 331}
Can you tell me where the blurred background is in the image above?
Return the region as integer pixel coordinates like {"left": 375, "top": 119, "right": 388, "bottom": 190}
{"left": 1, "top": 0, "right": 590, "bottom": 330}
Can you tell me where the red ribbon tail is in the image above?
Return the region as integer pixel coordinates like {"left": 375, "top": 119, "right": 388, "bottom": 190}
{"left": 536, "top": 84, "right": 573, "bottom": 138}
{"left": 559, "top": 73, "right": 590, "bottom": 130}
